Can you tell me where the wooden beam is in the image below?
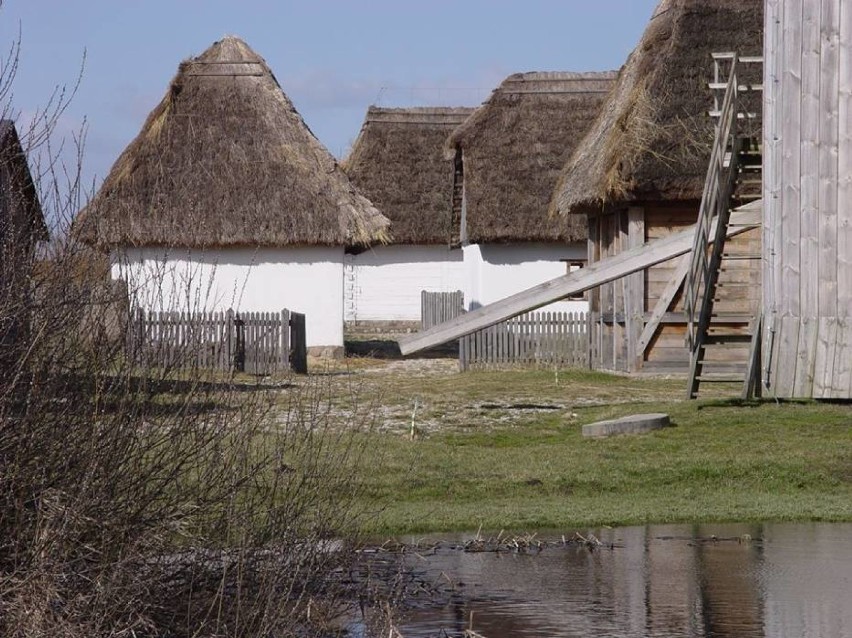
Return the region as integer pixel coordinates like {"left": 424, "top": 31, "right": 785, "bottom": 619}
{"left": 626, "top": 207, "right": 645, "bottom": 371}
{"left": 398, "top": 208, "right": 761, "bottom": 355}
{"left": 637, "top": 253, "right": 690, "bottom": 357}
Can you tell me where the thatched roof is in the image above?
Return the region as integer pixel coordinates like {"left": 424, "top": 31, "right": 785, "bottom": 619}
{"left": 447, "top": 71, "right": 616, "bottom": 244}
{"left": 77, "top": 36, "right": 389, "bottom": 249}
{"left": 553, "top": 0, "right": 763, "bottom": 215}
{"left": 0, "top": 119, "right": 47, "bottom": 246}
{"left": 343, "top": 107, "right": 474, "bottom": 245}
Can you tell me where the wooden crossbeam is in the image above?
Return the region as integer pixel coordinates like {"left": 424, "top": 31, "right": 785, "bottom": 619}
{"left": 398, "top": 208, "right": 761, "bottom": 355}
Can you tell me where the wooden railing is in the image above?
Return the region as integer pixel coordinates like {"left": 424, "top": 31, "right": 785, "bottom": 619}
{"left": 129, "top": 308, "right": 307, "bottom": 374}
{"left": 684, "top": 55, "right": 742, "bottom": 352}
{"left": 459, "top": 311, "right": 588, "bottom": 371}
{"left": 685, "top": 52, "right": 763, "bottom": 397}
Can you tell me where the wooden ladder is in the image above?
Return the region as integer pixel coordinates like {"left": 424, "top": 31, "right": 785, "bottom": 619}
{"left": 685, "top": 54, "right": 763, "bottom": 399}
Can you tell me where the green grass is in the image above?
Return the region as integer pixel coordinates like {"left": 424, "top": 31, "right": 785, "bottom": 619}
{"left": 283, "top": 362, "right": 852, "bottom": 535}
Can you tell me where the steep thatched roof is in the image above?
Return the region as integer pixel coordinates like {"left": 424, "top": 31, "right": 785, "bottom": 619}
{"left": 0, "top": 119, "right": 47, "bottom": 246}
{"left": 447, "top": 71, "right": 616, "bottom": 244}
{"left": 343, "top": 107, "right": 474, "bottom": 245}
{"left": 77, "top": 36, "right": 389, "bottom": 249}
{"left": 554, "top": 0, "right": 763, "bottom": 215}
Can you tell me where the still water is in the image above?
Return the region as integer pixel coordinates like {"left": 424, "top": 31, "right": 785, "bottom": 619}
{"left": 390, "top": 523, "right": 852, "bottom": 638}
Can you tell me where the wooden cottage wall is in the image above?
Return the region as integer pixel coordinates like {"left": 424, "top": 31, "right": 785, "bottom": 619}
{"left": 589, "top": 200, "right": 761, "bottom": 375}
{"left": 641, "top": 203, "right": 697, "bottom": 374}
{"left": 588, "top": 210, "right": 631, "bottom": 371}
{"left": 763, "top": 0, "right": 852, "bottom": 398}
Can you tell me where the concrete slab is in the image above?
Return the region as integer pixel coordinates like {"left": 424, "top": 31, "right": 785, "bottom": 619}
{"left": 582, "top": 413, "right": 671, "bottom": 438}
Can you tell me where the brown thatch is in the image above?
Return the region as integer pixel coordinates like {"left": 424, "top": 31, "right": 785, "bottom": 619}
{"left": 77, "top": 36, "right": 389, "bottom": 249}
{"left": 447, "top": 71, "right": 616, "bottom": 244}
{"left": 553, "top": 0, "right": 763, "bottom": 215}
{"left": 342, "top": 107, "right": 474, "bottom": 245}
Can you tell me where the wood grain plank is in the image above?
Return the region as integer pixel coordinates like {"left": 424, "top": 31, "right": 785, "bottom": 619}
{"left": 780, "top": 0, "right": 803, "bottom": 322}
{"left": 638, "top": 254, "right": 690, "bottom": 357}
{"left": 800, "top": 0, "right": 822, "bottom": 322}
{"left": 838, "top": 0, "right": 852, "bottom": 322}
{"left": 774, "top": 316, "right": 799, "bottom": 397}
{"left": 793, "top": 317, "right": 818, "bottom": 397}
{"left": 833, "top": 319, "right": 852, "bottom": 396}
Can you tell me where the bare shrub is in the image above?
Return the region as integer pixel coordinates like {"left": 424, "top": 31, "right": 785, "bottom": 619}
{"left": 0, "top": 16, "right": 381, "bottom": 638}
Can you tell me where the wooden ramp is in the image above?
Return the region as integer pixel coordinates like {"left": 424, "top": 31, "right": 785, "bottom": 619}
{"left": 398, "top": 208, "right": 761, "bottom": 356}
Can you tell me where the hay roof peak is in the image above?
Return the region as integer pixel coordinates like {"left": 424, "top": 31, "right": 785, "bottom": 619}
{"left": 497, "top": 71, "right": 618, "bottom": 95}
{"left": 445, "top": 69, "right": 617, "bottom": 244}
{"left": 77, "top": 37, "right": 388, "bottom": 249}
{"left": 553, "top": 0, "right": 763, "bottom": 215}
{"left": 194, "top": 35, "right": 262, "bottom": 64}
{"left": 343, "top": 105, "right": 475, "bottom": 245}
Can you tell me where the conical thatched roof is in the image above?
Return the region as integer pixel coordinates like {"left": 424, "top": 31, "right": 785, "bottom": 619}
{"left": 447, "top": 71, "right": 616, "bottom": 244}
{"left": 343, "top": 106, "right": 474, "bottom": 245}
{"left": 553, "top": 0, "right": 763, "bottom": 215}
{"left": 77, "top": 36, "right": 389, "bottom": 249}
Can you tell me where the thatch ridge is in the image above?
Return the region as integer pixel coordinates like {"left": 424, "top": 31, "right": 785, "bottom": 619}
{"left": 343, "top": 106, "right": 474, "bottom": 245}
{"left": 553, "top": 0, "right": 763, "bottom": 215}
{"left": 77, "top": 36, "right": 389, "bottom": 249}
{"left": 447, "top": 71, "right": 617, "bottom": 244}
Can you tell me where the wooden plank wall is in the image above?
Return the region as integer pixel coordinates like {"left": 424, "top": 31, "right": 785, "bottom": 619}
{"left": 589, "top": 211, "right": 629, "bottom": 371}
{"left": 589, "top": 201, "right": 760, "bottom": 375}
{"left": 459, "top": 311, "right": 588, "bottom": 371}
{"left": 764, "top": 0, "right": 852, "bottom": 398}
{"left": 642, "top": 203, "right": 697, "bottom": 373}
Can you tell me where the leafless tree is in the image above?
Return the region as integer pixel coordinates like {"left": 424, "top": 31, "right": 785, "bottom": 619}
{"left": 0, "top": 13, "right": 385, "bottom": 637}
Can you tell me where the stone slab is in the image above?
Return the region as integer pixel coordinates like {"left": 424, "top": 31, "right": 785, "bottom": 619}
{"left": 582, "top": 413, "right": 671, "bottom": 438}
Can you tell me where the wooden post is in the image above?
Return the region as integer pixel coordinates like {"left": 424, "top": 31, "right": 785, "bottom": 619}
{"left": 626, "top": 207, "right": 645, "bottom": 371}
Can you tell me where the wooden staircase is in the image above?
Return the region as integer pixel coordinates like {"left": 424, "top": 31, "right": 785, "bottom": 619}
{"left": 685, "top": 54, "right": 763, "bottom": 399}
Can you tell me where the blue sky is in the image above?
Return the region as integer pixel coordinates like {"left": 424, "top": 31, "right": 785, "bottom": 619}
{"left": 0, "top": 0, "right": 658, "bottom": 190}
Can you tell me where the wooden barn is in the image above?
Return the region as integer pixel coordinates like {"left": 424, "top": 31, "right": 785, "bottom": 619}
{"left": 342, "top": 107, "right": 472, "bottom": 328}
{"left": 447, "top": 71, "right": 616, "bottom": 313}
{"left": 552, "top": 0, "right": 764, "bottom": 375}
{"left": 76, "top": 36, "right": 389, "bottom": 357}
{"left": 0, "top": 119, "right": 47, "bottom": 364}
{"left": 761, "top": 0, "right": 852, "bottom": 398}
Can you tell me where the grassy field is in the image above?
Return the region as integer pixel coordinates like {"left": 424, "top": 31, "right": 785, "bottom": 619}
{"left": 285, "top": 355, "right": 852, "bottom": 535}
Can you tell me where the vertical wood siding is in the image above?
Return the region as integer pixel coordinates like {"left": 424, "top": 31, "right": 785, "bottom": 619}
{"left": 765, "top": 0, "right": 852, "bottom": 397}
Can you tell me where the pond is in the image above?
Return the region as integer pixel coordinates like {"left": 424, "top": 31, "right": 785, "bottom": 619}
{"left": 366, "top": 522, "right": 852, "bottom": 638}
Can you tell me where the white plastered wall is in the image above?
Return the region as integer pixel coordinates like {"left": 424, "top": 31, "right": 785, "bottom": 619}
{"left": 344, "top": 245, "right": 464, "bottom": 321}
{"left": 462, "top": 242, "right": 589, "bottom": 314}
{"left": 111, "top": 246, "right": 345, "bottom": 348}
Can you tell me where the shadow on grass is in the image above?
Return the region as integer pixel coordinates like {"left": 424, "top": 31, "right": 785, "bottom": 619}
{"left": 344, "top": 338, "right": 458, "bottom": 360}
{"left": 12, "top": 372, "right": 294, "bottom": 418}
{"left": 695, "top": 397, "right": 814, "bottom": 410}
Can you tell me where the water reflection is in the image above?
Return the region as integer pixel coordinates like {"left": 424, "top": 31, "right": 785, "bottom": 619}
{"left": 392, "top": 523, "right": 852, "bottom": 638}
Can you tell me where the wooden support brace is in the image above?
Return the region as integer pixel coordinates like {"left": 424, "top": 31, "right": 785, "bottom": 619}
{"left": 637, "top": 253, "right": 691, "bottom": 357}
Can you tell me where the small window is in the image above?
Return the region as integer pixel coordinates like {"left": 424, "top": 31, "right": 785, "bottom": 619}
{"left": 562, "top": 259, "right": 586, "bottom": 300}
